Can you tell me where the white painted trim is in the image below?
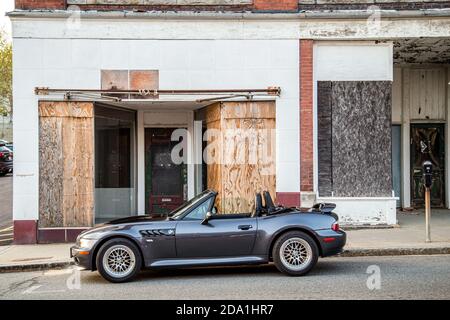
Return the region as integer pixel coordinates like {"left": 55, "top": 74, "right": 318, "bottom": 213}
{"left": 187, "top": 111, "right": 195, "bottom": 200}
{"left": 193, "top": 119, "right": 204, "bottom": 195}
{"left": 401, "top": 68, "right": 411, "bottom": 208}
{"left": 10, "top": 17, "right": 450, "bottom": 41}
{"left": 137, "top": 110, "right": 145, "bottom": 215}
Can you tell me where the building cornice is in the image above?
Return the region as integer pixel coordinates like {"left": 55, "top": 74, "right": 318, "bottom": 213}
{"left": 7, "top": 8, "right": 450, "bottom": 21}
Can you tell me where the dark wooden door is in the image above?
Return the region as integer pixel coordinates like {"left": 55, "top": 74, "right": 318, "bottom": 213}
{"left": 145, "top": 128, "right": 187, "bottom": 216}
{"left": 411, "top": 124, "right": 445, "bottom": 207}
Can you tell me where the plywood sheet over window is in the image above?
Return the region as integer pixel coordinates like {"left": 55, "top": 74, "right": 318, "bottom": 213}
{"left": 205, "top": 101, "right": 276, "bottom": 214}
{"left": 39, "top": 101, "right": 94, "bottom": 228}
{"left": 318, "top": 81, "right": 392, "bottom": 197}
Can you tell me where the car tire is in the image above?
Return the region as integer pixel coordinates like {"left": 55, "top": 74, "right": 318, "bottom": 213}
{"left": 272, "top": 231, "right": 319, "bottom": 276}
{"left": 96, "top": 238, "right": 142, "bottom": 283}
{"left": 0, "top": 172, "right": 6, "bottom": 177}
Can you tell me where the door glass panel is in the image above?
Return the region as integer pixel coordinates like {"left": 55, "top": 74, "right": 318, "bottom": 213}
{"left": 183, "top": 197, "right": 214, "bottom": 221}
{"left": 411, "top": 124, "right": 445, "bottom": 207}
{"left": 145, "top": 128, "right": 188, "bottom": 216}
{"left": 95, "top": 106, "right": 136, "bottom": 223}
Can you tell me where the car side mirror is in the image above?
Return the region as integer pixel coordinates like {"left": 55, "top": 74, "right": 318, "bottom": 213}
{"left": 201, "top": 211, "right": 213, "bottom": 225}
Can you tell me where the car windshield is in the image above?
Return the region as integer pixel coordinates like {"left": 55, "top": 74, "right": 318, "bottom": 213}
{"left": 169, "top": 191, "right": 215, "bottom": 220}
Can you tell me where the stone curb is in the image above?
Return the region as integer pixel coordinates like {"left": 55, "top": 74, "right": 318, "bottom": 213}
{"left": 0, "top": 261, "right": 74, "bottom": 273}
{"left": 341, "top": 247, "right": 450, "bottom": 257}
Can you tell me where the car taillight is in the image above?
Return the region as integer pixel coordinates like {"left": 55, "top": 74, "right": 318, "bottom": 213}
{"left": 332, "top": 223, "right": 340, "bottom": 231}
{"left": 0, "top": 152, "right": 3, "bottom": 158}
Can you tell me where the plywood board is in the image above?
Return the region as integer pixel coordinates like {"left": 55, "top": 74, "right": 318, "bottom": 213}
{"left": 39, "top": 101, "right": 93, "bottom": 118}
{"left": 205, "top": 101, "right": 276, "bottom": 214}
{"left": 39, "top": 101, "right": 94, "bottom": 228}
{"left": 39, "top": 117, "right": 64, "bottom": 228}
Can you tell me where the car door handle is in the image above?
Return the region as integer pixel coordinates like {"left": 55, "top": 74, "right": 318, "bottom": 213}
{"left": 238, "top": 225, "right": 253, "bottom": 230}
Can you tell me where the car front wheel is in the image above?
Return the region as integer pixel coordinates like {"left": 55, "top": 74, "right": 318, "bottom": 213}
{"left": 96, "top": 238, "right": 142, "bottom": 283}
{"left": 273, "top": 231, "right": 319, "bottom": 276}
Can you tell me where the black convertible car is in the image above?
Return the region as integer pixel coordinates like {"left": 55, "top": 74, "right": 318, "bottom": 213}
{"left": 71, "top": 190, "right": 346, "bottom": 283}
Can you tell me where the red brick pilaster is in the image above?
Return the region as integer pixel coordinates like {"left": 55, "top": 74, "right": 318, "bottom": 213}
{"left": 253, "top": 0, "right": 298, "bottom": 12}
{"left": 300, "top": 40, "right": 314, "bottom": 192}
{"left": 15, "top": 0, "right": 66, "bottom": 10}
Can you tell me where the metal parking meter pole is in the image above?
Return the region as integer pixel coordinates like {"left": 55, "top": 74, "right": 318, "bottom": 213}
{"left": 424, "top": 187, "right": 431, "bottom": 243}
{"left": 423, "top": 161, "right": 433, "bottom": 243}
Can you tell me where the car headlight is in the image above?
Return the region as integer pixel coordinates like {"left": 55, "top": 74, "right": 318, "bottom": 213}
{"left": 79, "top": 238, "right": 97, "bottom": 249}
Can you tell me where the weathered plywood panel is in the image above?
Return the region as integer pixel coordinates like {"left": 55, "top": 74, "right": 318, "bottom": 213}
{"left": 39, "top": 101, "right": 93, "bottom": 118}
{"left": 205, "top": 101, "right": 276, "bottom": 214}
{"left": 331, "top": 81, "right": 392, "bottom": 197}
{"left": 39, "top": 101, "right": 94, "bottom": 228}
{"left": 39, "top": 117, "right": 64, "bottom": 228}
{"left": 409, "top": 68, "right": 446, "bottom": 121}
{"left": 62, "top": 117, "right": 94, "bottom": 227}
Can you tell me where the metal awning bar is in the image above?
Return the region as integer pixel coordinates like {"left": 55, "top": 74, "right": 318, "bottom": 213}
{"left": 35, "top": 87, "right": 281, "bottom": 100}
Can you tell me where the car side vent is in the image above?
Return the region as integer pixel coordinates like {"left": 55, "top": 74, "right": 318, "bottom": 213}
{"left": 140, "top": 229, "right": 175, "bottom": 237}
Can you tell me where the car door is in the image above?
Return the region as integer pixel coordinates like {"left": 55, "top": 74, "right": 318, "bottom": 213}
{"left": 175, "top": 200, "right": 257, "bottom": 258}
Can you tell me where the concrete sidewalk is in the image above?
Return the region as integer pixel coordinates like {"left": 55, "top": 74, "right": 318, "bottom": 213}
{"left": 344, "top": 209, "right": 450, "bottom": 256}
{"left": 0, "top": 243, "right": 73, "bottom": 272}
{"left": 0, "top": 210, "right": 449, "bottom": 272}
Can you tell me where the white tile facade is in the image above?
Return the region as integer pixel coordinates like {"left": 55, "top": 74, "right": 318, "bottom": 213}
{"left": 12, "top": 28, "right": 300, "bottom": 221}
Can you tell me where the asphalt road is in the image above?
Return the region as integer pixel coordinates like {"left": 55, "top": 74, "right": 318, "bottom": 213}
{"left": 0, "top": 255, "right": 449, "bottom": 300}
{"left": 0, "top": 175, "right": 12, "bottom": 229}
{"left": 0, "top": 175, "right": 12, "bottom": 246}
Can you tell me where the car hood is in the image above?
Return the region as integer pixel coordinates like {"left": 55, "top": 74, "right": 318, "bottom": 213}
{"left": 78, "top": 215, "right": 168, "bottom": 239}
{"left": 106, "top": 215, "right": 168, "bottom": 225}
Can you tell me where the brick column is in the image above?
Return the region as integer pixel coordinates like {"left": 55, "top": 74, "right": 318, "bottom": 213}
{"left": 253, "top": 0, "right": 298, "bottom": 12}
{"left": 15, "top": 0, "right": 66, "bottom": 10}
{"left": 300, "top": 40, "right": 315, "bottom": 206}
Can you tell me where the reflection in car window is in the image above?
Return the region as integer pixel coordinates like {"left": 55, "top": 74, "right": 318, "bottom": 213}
{"left": 169, "top": 191, "right": 214, "bottom": 220}
{"left": 183, "top": 197, "right": 214, "bottom": 221}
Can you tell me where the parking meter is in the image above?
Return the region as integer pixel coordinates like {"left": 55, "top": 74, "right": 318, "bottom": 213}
{"left": 423, "top": 161, "right": 433, "bottom": 188}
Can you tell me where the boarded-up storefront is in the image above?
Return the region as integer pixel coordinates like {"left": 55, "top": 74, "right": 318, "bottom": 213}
{"left": 38, "top": 101, "right": 94, "bottom": 242}
{"left": 205, "top": 101, "right": 276, "bottom": 214}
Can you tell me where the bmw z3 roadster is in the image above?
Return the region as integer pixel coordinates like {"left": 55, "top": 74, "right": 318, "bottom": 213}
{"left": 71, "top": 190, "right": 346, "bottom": 283}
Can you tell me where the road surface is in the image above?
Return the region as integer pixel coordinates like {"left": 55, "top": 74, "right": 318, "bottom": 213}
{"left": 0, "top": 175, "right": 12, "bottom": 246}
{"left": 0, "top": 255, "right": 449, "bottom": 300}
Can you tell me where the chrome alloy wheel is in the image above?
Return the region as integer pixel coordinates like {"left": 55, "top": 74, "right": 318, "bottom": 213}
{"left": 280, "top": 237, "right": 313, "bottom": 271}
{"left": 102, "top": 245, "right": 136, "bottom": 278}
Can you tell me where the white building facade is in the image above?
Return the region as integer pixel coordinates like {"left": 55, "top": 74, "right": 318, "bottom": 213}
{"left": 9, "top": 0, "right": 450, "bottom": 243}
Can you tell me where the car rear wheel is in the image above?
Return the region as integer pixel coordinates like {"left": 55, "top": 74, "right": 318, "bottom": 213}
{"left": 96, "top": 238, "right": 142, "bottom": 283}
{"left": 273, "top": 231, "right": 319, "bottom": 276}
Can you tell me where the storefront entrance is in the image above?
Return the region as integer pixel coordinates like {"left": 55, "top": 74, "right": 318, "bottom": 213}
{"left": 94, "top": 105, "right": 137, "bottom": 223}
{"left": 145, "top": 128, "right": 188, "bottom": 216}
{"left": 411, "top": 124, "right": 446, "bottom": 207}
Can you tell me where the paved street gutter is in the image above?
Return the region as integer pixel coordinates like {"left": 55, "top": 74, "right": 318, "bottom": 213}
{"left": 1, "top": 246, "right": 450, "bottom": 273}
